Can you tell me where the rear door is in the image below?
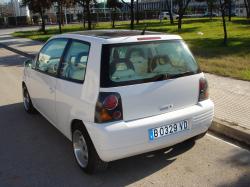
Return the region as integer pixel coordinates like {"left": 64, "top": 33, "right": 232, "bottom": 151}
{"left": 100, "top": 40, "right": 201, "bottom": 121}
{"left": 28, "top": 38, "right": 68, "bottom": 124}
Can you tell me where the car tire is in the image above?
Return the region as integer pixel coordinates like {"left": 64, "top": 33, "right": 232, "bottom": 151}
{"left": 22, "top": 85, "right": 36, "bottom": 114}
{"left": 72, "top": 123, "right": 108, "bottom": 174}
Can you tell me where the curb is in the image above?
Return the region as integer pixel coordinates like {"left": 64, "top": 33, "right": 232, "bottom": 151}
{"left": 209, "top": 118, "right": 250, "bottom": 147}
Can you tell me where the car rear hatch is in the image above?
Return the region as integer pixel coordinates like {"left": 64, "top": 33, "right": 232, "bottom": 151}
{"left": 100, "top": 39, "right": 201, "bottom": 121}
{"left": 101, "top": 74, "right": 201, "bottom": 121}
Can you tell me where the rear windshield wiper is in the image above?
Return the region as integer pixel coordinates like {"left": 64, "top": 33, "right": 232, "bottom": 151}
{"left": 149, "top": 71, "right": 195, "bottom": 81}
{"left": 150, "top": 73, "right": 169, "bottom": 81}
{"left": 167, "top": 71, "right": 195, "bottom": 79}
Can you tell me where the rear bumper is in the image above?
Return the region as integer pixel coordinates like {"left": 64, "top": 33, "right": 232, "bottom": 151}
{"left": 86, "top": 99, "right": 214, "bottom": 162}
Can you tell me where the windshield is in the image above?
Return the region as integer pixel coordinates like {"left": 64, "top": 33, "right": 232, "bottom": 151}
{"left": 100, "top": 40, "right": 200, "bottom": 87}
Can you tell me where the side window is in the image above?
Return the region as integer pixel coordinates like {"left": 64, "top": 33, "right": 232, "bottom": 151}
{"left": 59, "top": 40, "right": 90, "bottom": 82}
{"left": 36, "top": 39, "right": 68, "bottom": 75}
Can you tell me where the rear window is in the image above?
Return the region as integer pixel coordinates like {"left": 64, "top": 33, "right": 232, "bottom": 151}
{"left": 100, "top": 40, "right": 200, "bottom": 87}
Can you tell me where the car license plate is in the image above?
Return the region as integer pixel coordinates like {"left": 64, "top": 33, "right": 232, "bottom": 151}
{"left": 149, "top": 120, "right": 189, "bottom": 140}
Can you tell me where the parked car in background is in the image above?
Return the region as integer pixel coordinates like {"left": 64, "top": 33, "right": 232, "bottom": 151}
{"left": 159, "top": 11, "right": 179, "bottom": 20}
{"left": 225, "top": 12, "right": 238, "bottom": 16}
{"left": 203, "top": 12, "right": 219, "bottom": 17}
{"left": 22, "top": 30, "right": 214, "bottom": 174}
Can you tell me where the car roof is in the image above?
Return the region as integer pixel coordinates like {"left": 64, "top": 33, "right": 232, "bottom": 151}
{"left": 54, "top": 29, "right": 182, "bottom": 44}
{"left": 71, "top": 29, "right": 163, "bottom": 39}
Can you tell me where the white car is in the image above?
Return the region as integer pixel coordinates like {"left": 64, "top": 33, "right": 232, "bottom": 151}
{"left": 159, "top": 11, "right": 179, "bottom": 20}
{"left": 22, "top": 30, "right": 214, "bottom": 174}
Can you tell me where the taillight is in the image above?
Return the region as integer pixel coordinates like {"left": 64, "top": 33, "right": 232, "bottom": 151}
{"left": 199, "top": 77, "right": 209, "bottom": 101}
{"left": 95, "top": 92, "right": 123, "bottom": 123}
{"left": 103, "top": 95, "right": 118, "bottom": 110}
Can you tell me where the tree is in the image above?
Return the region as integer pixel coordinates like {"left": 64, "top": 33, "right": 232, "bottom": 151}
{"left": 56, "top": 0, "right": 63, "bottom": 33}
{"left": 53, "top": 0, "right": 74, "bottom": 34}
{"left": 21, "top": 0, "right": 52, "bottom": 33}
{"left": 75, "top": 0, "right": 95, "bottom": 30}
{"left": 176, "top": 0, "right": 192, "bottom": 31}
{"left": 107, "top": 0, "right": 122, "bottom": 28}
{"left": 121, "top": 0, "right": 134, "bottom": 29}
{"left": 206, "top": 0, "right": 216, "bottom": 19}
{"left": 75, "top": 0, "right": 86, "bottom": 28}
{"left": 166, "top": 0, "right": 174, "bottom": 24}
{"left": 219, "top": 0, "right": 228, "bottom": 45}
{"left": 136, "top": 0, "right": 139, "bottom": 24}
{"left": 244, "top": 0, "right": 250, "bottom": 18}
{"left": 228, "top": 0, "right": 232, "bottom": 21}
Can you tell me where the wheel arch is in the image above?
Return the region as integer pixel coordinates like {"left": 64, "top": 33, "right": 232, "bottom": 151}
{"left": 71, "top": 119, "right": 85, "bottom": 133}
{"left": 70, "top": 119, "right": 90, "bottom": 140}
{"left": 70, "top": 119, "right": 102, "bottom": 158}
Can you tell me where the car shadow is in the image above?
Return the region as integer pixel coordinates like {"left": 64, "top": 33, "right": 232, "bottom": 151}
{"left": 217, "top": 151, "right": 250, "bottom": 187}
{"left": 0, "top": 52, "right": 27, "bottom": 67}
{"left": 0, "top": 103, "right": 195, "bottom": 187}
{"left": 98, "top": 140, "right": 195, "bottom": 186}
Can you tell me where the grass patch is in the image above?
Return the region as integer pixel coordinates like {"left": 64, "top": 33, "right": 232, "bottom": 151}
{"left": 13, "top": 18, "right": 250, "bottom": 81}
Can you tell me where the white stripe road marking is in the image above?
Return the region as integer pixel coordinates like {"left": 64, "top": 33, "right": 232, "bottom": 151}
{"left": 206, "top": 133, "right": 248, "bottom": 150}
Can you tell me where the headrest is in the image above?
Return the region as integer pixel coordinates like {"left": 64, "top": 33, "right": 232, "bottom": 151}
{"left": 126, "top": 48, "right": 145, "bottom": 59}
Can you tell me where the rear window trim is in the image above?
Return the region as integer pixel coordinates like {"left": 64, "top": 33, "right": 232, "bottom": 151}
{"left": 100, "top": 39, "right": 201, "bottom": 88}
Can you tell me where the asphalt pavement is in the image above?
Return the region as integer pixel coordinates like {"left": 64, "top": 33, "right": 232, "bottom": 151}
{"left": 0, "top": 28, "right": 250, "bottom": 187}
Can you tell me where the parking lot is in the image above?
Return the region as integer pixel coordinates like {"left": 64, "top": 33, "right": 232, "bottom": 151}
{"left": 0, "top": 46, "right": 250, "bottom": 187}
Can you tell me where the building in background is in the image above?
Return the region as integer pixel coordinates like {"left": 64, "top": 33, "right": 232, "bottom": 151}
{"left": 1, "top": 0, "right": 247, "bottom": 26}
{"left": 0, "top": 0, "right": 30, "bottom": 26}
{"left": 0, "top": 0, "right": 30, "bottom": 17}
{"left": 0, "top": 1, "right": 14, "bottom": 17}
{"left": 235, "top": 0, "right": 247, "bottom": 16}
{"left": 11, "top": 0, "right": 30, "bottom": 17}
{"left": 122, "top": 0, "right": 243, "bottom": 16}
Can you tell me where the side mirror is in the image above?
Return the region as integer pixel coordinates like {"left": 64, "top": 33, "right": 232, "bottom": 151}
{"left": 24, "top": 59, "right": 32, "bottom": 68}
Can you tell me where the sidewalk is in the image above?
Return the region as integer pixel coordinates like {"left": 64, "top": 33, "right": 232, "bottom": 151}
{"left": 0, "top": 34, "right": 249, "bottom": 146}
{"left": 206, "top": 74, "right": 250, "bottom": 146}
{"left": 0, "top": 34, "right": 42, "bottom": 58}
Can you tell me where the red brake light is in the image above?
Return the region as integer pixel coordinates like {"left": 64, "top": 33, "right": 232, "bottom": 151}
{"left": 103, "top": 95, "right": 118, "bottom": 110}
{"left": 199, "top": 77, "right": 209, "bottom": 101}
{"left": 95, "top": 92, "right": 123, "bottom": 123}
